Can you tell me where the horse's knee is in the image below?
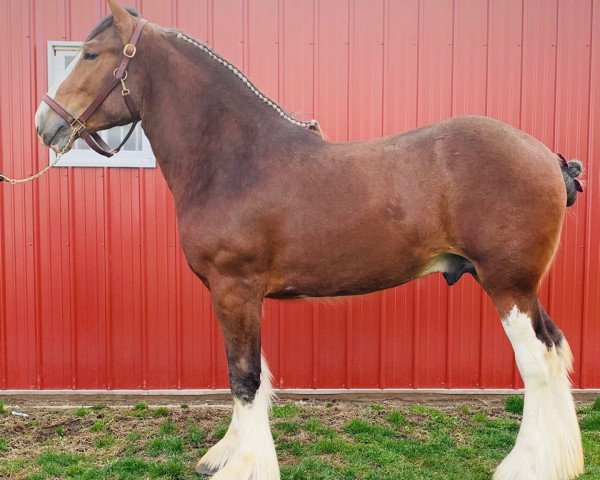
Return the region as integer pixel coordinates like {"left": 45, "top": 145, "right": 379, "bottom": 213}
{"left": 211, "top": 285, "right": 263, "bottom": 404}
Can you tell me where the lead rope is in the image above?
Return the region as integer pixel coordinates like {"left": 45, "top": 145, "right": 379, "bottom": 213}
{"left": 0, "top": 126, "right": 80, "bottom": 184}
{"left": 176, "top": 32, "right": 320, "bottom": 130}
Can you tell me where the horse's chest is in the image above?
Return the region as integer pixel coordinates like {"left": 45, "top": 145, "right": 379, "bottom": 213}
{"left": 177, "top": 211, "right": 271, "bottom": 282}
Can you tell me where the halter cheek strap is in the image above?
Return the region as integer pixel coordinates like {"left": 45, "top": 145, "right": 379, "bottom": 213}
{"left": 43, "top": 18, "right": 148, "bottom": 158}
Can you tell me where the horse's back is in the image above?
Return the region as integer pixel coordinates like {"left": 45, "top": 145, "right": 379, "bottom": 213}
{"left": 268, "top": 115, "right": 567, "bottom": 296}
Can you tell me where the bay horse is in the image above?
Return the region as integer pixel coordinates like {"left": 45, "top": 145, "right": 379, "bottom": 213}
{"left": 33, "top": 1, "right": 585, "bottom": 479}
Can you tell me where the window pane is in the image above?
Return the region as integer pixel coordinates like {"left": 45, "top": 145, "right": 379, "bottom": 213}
{"left": 106, "top": 126, "right": 122, "bottom": 146}
{"left": 74, "top": 138, "right": 90, "bottom": 150}
{"left": 64, "top": 54, "right": 77, "bottom": 68}
{"left": 123, "top": 126, "right": 142, "bottom": 151}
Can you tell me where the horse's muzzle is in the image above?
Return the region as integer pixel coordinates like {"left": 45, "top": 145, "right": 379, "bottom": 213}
{"left": 35, "top": 102, "right": 73, "bottom": 153}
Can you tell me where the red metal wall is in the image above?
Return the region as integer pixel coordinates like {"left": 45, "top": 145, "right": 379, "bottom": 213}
{"left": 1, "top": 0, "right": 599, "bottom": 390}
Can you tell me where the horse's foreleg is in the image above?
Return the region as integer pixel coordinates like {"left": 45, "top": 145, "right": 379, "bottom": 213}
{"left": 492, "top": 297, "right": 583, "bottom": 480}
{"left": 195, "top": 286, "right": 279, "bottom": 480}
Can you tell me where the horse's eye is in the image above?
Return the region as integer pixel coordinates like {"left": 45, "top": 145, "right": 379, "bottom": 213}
{"left": 83, "top": 52, "right": 99, "bottom": 61}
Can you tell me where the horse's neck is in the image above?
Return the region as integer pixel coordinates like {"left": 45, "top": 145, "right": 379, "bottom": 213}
{"left": 137, "top": 31, "right": 298, "bottom": 197}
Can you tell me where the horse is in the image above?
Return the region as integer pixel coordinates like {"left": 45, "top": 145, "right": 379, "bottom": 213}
{"left": 33, "top": 1, "right": 585, "bottom": 479}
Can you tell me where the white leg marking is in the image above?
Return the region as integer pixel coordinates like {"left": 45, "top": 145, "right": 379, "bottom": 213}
{"left": 494, "top": 306, "right": 584, "bottom": 480}
{"left": 202, "top": 354, "right": 280, "bottom": 480}
{"left": 196, "top": 409, "right": 239, "bottom": 474}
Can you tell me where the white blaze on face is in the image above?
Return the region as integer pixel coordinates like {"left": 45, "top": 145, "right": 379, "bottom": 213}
{"left": 494, "top": 306, "right": 583, "bottom": 480}
{"left": 35, "top": 51, "right": 83, "bottom": 133}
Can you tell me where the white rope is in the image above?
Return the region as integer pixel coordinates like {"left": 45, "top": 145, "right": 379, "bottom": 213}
{"left": 176, "top": 32, "right": 319, "bottom": 130}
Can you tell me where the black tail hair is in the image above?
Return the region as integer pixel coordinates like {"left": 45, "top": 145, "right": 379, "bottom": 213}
{"left": 558, "top": 153, "right": 583, "bottom": 207}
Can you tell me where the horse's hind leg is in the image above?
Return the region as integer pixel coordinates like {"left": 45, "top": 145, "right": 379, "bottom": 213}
{"left": 482, "top": 284, "right": 583, "bottom": 480}
{"left": 195, "top": 281, "right": 279, "bottom": 480}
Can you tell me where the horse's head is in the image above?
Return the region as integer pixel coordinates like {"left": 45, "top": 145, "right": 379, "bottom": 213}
{"left": 35, "top": 0, "right": 145, "bottom": 154}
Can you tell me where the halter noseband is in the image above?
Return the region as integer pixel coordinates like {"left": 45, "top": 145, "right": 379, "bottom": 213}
{"left": 43, "top": 18, "right": 148, "bottom": 158}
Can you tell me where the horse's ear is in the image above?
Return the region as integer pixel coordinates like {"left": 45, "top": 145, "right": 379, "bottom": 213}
{"left": 107, "top": 0, "right": 135, "bottom": 44}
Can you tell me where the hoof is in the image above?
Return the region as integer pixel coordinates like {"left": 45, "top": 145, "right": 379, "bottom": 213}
{"left": 195, "top": 463, "right": 219, "bottom": 477}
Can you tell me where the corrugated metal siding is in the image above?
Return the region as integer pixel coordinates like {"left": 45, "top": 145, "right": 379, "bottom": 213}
{"left": 0, "top": 0, "right": 599, "bottom": 390}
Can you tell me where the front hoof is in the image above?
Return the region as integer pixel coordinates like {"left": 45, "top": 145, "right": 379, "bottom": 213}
{"left": 195, "top": 462, "right": 220, "bottom": 477}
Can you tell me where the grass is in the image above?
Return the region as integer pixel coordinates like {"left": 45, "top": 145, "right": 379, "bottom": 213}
{"left": 504, "top": 395, "right": 524, "bottom": 415}
{"left": 0, "top": 397, "right": 598, "bottom": 479}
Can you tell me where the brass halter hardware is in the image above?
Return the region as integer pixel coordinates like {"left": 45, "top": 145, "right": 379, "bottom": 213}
{"left": 69, "top": 117, "right": 87, "bottom": 132}
{"left": 113, "top": 68, "right": 131, "bottom": 96}
{"left": 123, "top": 43, "right": 137, "bottom": 58}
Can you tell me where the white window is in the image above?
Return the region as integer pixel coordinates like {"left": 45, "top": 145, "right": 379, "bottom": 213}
{"left": 47, "top": 41, "right": 155, "bottom": 168}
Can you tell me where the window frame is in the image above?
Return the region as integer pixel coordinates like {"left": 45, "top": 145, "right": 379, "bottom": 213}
{"left": 47, "top": 41, "right": 156, "bottom": 169}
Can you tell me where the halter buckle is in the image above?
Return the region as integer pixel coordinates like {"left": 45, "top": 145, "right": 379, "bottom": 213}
{"left": 123, "top": 44, "right": 137, "bottom": 58}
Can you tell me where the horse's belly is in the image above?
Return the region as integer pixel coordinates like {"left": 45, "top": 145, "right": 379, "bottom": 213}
{"left": 267, "top": 245, "right": 426, "bottom": 299}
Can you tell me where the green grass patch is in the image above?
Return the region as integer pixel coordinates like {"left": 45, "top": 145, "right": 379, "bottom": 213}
{"left": 387, "top": 410, "right": 408, "bottom": 427}
{"left": 36, "top": 450, "right": 86, "bottom": 473}
{"left": 304, "top": 417, "right": 336, "bottom": 437}
{"left": 133, "top": 403, "right": 149, "bottom": 411}
{"left": 146, "top": 436, "right": 184, "bottom": 457}
{"left": 95, "top": 435, "right": 115, "bottom": 448}
{"left": 90, "top": 419, "right": 108, "bottom": 433}
{"left": 581, "top": 412, "right": 600, "bottom": 431}
{"left": 75, "top": 407, "right": 91, "bottom": 417}
{"left": 344, "top": 419, "right": 395, "bottom": 441}
{"left": 148, "top": 458, "right": 186, "bottom": 477}
{"left": 211, "top": 417, "right": 231, "bottom": 441}
{"left": 186, "top": 425, "right": 204, "bottom": 447}
{"left": 272, "top": 403, "right": 301, "bottom": 418}
{"left": 592, "top": 396, "right": 600, "bottom": 412}
{"left": 274, "top": 421, "right": 301, "bottom": 435}
{"left": 0, "top": 400, "right": 4, "bottom": 414}
{"left": 471, "top": 411, "right": 487, "bottom": 423}
{"left": 160, "top": 420, "right": 177, "bottom": 435}
{"left": 153, "top": 406, "right": 169, "bottom": 417}
{"left": 0, "top": 437, "right": 8, "bottom": 452}
{"left": 103, "top": 457, "right": 151, "bottom": 477}
{"left": 505, "top": 395, "right": 524, "bottom": 415}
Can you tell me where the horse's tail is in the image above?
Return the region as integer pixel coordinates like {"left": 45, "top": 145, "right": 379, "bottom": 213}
{"left": 558, "top": 154, "right": 583, "bottom": 207}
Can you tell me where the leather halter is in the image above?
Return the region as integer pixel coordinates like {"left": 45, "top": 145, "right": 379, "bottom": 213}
{"left": 43, "top": 19, "right": 148, "bottom": 158}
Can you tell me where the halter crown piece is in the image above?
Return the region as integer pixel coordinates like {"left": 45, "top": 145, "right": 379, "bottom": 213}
{"left": 0, "top": 18, "right": 148, "bottom": 184}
